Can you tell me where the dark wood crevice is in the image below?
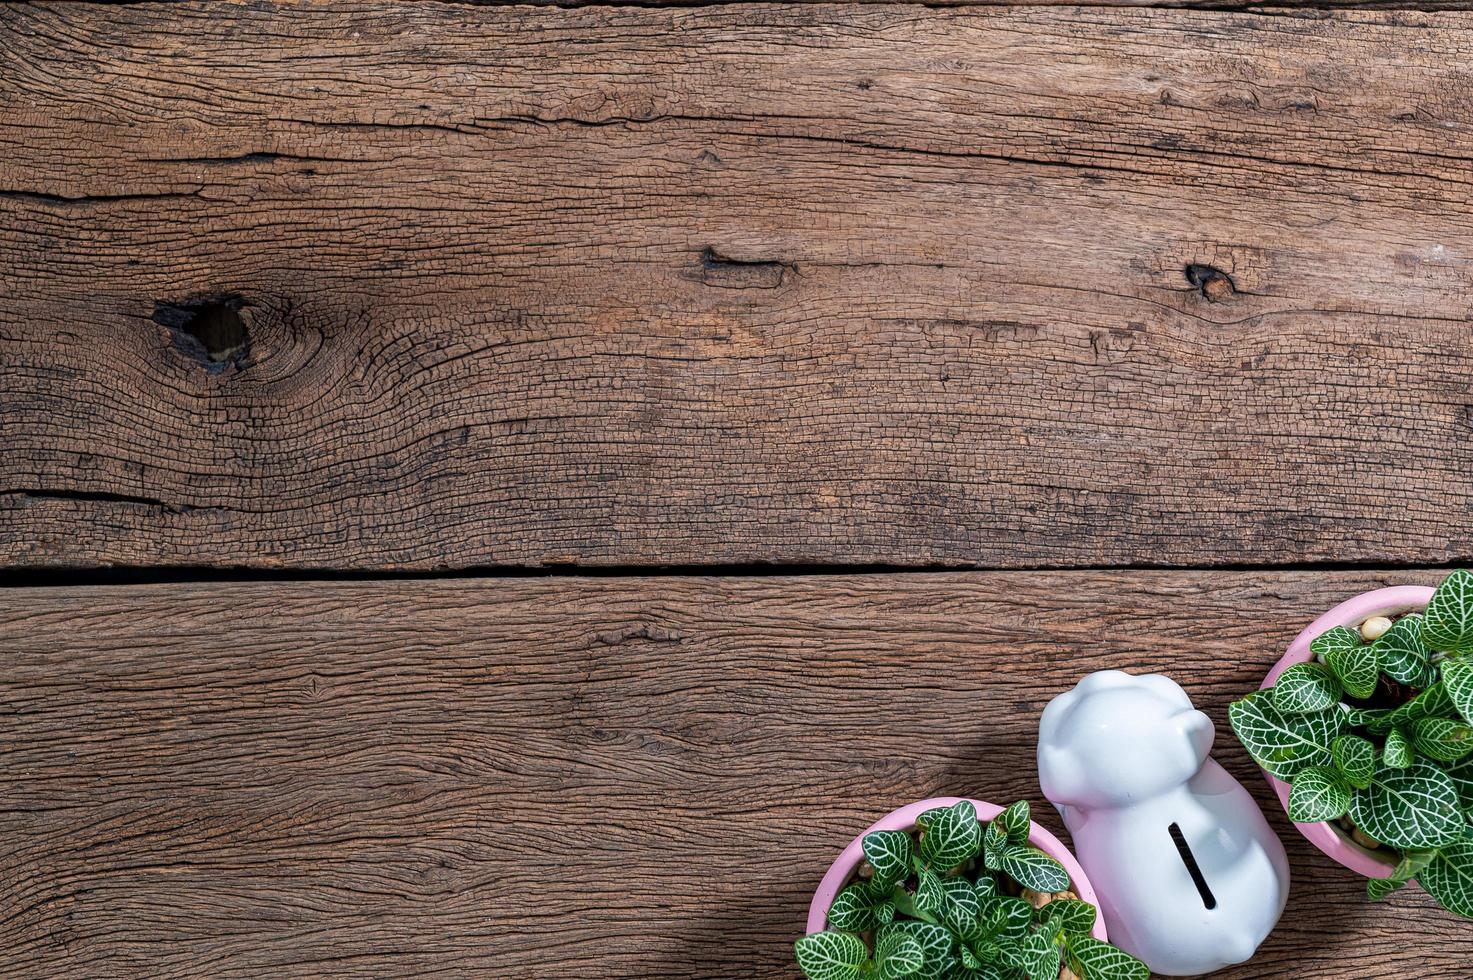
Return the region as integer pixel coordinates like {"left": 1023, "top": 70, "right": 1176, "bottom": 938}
{"left": 1, "top": 557, "right": 1470, "bottom": 590}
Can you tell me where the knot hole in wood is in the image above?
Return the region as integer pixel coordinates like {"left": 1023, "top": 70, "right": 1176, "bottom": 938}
{"left": 1184, "top": 263, "right": 1237, "bottom": 303}
{"left": 152, "top": 294, "right": 249, "bottom": 371}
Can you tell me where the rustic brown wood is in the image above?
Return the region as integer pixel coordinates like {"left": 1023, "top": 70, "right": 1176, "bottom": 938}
{"left": 3, "top": 3, "right": 1473, "bottom": 571}
{"left": 0, "top": 568, "right": 1467, "bottom": 977}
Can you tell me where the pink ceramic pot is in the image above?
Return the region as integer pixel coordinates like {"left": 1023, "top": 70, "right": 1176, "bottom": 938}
{"left": 1259, "top": 585, "right": 1434, "bottom": 878}
{"left": 805, "top": 796, "right": 1108, "bottom": 942}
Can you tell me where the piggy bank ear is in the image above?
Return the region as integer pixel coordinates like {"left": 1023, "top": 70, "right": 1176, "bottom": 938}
{"left": 1038, "top": 743, "right": 1083, "bottom": 806}
{"left": 1176, "top": 709, "right": 1215, "bottom": 765}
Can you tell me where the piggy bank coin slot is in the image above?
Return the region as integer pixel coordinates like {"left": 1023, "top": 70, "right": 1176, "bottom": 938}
{"left": 1168, "top": 822, "right": 1217, "bottom": 911}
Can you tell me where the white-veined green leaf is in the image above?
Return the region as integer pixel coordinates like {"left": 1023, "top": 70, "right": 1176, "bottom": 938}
{"left": 828, "top": 881, "right": 896, "bottom": 932}
{"left": 1383, "top": 728, "right": 1414, "bottom": 769}
{"left": 1013, "top": 925, "right": 1060, "bottom": 978}
{"left": 913, "top": 867, "right": 946, "bottom": 920}
{"left": 1311, "top": 625, "right": 1363, "bottom": 661}
{"left": 1037, "top": 898, "right": 1096, "bottom": 939}
{"left": 864, "top": 830, "right": 915, "bottom": 890}
{"left": 1348, "top": 761, "right": 1466, "bottom": 850}
{"left": 918, "top": 801, "right": 981, "bottom": 870}
{"left": 936, "top": 876, "right": 980, "bottom": 933}
{"left": 1229, "top": 691, "right": 1344, "bottom": 779}
{"left": 1366, "top": 877, "right": 1406, "bottom": 901}
{"left": 996, "top": 930, "right": 1060, "bottom": 980}
{"left": 963, "top": 947, "right": 1009, "bottom": 980}
{"left": 1445, "top": 752, "right": 1473, "bottom": 812}
{"left": 874, "top": 927, "right": 924, "bottom": 980}
{"left": 1325, "top": 643, "right": 1379, "bottom": 700}
{"left": 1418, "top": 841, "right": 1473, "bottom": 919}
{"left": 1410, "top": 716, "right": 1473, "bottom": 762}
{"left": 1287, "top": 765, "right": 1352, "bottom": 823}
{"left": 1423, "top": 570, "right": 1473, "bottom": 653}
{"left": 795, "top": 931, "right": 868, "bottom": 980}
{"left": 990, "top": 897, "right": 1032, "bottom": 942}
{"left": 1331, "top": 734, "right": 1376, "bottom": 790}
{"left": 1371, "top": 682, "right": 1456, "bottom": 735}
{"left": 881, "top": 922, "right": 955, "bottom": 980}
{"left": 1390, "top": 848, "right": 1437, "bottom": 883}
{"left": 1443, "top": 657, "right": 1473, "bottom": 727}
{"left": 973, "top": 875, "right": 998, "bottom": 903}
{"left": 964, "top": 896, "right": 1031, "bottom": 945}
{"left": 1272, "top": 663, "right": 1342, "bottom": 715}
{"left": 998, "top": 844, "right": 1069, "bottom": 894}
{"left": 993, "top": 801, "right": 1031, "bottom": 847}
{"left": 981, "top": 821, "right": 1006, "bottom": 872}
{"left": 1065, "top": 936, "right": 1150, "bottom": 980}
{"left": 1374, "top": 614, "right": 1432, "bottom": 685}
{"left": 1343, "top": 704, "right": 1391, "bottom": 729}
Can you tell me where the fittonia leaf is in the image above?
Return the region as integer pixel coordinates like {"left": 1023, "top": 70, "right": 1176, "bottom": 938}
{"left": 1423, "top": 569, "right": 1473, "bottom": 653}
{"left": 1228, "top": 691, "right": 1344, "bottom": 779}
{"left": 1373, "top": 614, "right": 1432, "bottom": 686}
{"left": 1383, "top": 728, "right": 1414, "bottom": 769}
{"left": 864, "top": 830, "right": 914, "bottom": 890}
{"left": 1038, "top": 898, "right": 1096, "bottom": 939}
{"left": 795, "top": 931, "right": 868, "bottom": 980}
{"left": 935, "top": 876, "right": 980, "bottom": 933}
{"left": 1367, "top": 876, "right": 1406, "bottom": 901}
{"left": 1447, "top": 752, "right": 1473, "bottom": 813}
{"left": 873, "top": 927, "right": 925, "bottom": 980}
{"left": 1015, "top": 930, "right": 1061, "bottom": 980}
{"left": 918, "top": 801, "right": 981, "bottom": 871}
{"left": 882, "top": 922, "right": 954, "bottom": 980}
{"left": 1347, "top": 761, "right": 1465, "bottom": 850}
{"left": 1370, "top": 682, "right": 1456, "bottom": 736}
{"left": 993, "top": 800, "right": 1030, "bottom": 847}
{"left": 1325, "top": 643, "right": 1379, "bottom": 700}
{"left": 1287, "top": 765, "right": 1352, "bottom": 823}
{"left": 1272, "top": 662, "right": 1343, "bottom": 715}
{"left": 981, "top": 821, "right": 1007, "bottom": 872}
{"left": 1443, "top": 657, "right": 1473, "bottom": 727}
{"left": 1331, "top": 734, "right": 1376, "bottom": 790}
{"left": 1409, "top": 716, "right": 1473, "bottom": 763}
{"left": 986, "top": 897, "right": 1033, "bottom": 943}
{"left": 1342, "top": 704, "right": 1391, "bottom": 728}
{"left": 997, "top": 844, "right": 1069, "bottom": 894}
{"left": 1416, "top": 842, "right": 1473, "bottom": 920}
{"left": 913, "top": 867, "right": 946, "bottom": 921}
{"left": 1311, "top": 626, "right": 1363, "bottom": 661}
{"left": 829, "top": 880, "right": 896, "bottom": 932}
{"left": 1066, "top": 936, "right": 1151, "bottom": 980}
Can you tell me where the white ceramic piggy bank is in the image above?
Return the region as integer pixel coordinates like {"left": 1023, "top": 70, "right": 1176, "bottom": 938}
{"left": 1037, "top": 671, "right": 1288, "bottom": 977}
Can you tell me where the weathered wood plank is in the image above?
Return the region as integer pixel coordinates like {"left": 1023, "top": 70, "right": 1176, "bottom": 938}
{"left": 0, "top": 569, "right": 1468, "bottom": 977}
{"left": 4, "top": 4, "right": 1473, "bottom": 571}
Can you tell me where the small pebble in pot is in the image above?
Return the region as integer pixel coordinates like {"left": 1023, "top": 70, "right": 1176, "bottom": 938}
{"left": 1060, "top": 968, "right": 1081, "bottom": 980}
{"left": 1351, "top": 827, "right": 1381, "bottom": 850}
{"left": 1360, "top": 616, "right": 1394, "bottom": 642}
{"left": 1022, "top": 888, "right": 1051, "bottom": 909}
{"left": 856, "top": 860, "right": 874, "bottom": 880}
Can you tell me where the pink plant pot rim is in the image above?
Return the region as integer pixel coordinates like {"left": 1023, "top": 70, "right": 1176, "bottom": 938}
{"left": 1260, "top": 585, "right": 1434, "bottom": 879}
{"left": 804, "top": 797, "right": 1107, "bottom": 942}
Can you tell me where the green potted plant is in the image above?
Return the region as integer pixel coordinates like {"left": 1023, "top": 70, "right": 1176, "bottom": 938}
{"left": 1229, "top": 570, "right": 1473, "bottom": 918}
{"left": 795, "top": 797, "right": 1147, "bottom": 980}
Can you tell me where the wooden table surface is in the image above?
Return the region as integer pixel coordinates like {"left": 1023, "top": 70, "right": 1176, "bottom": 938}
{"left": 3, "top": 1, "right": 1473, "bottom": 976}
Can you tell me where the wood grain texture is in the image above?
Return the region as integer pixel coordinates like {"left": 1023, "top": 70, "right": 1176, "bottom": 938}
{"left": 0, "top": 568, "right": 1469, "bottom": 977}
{"left": 6, "top": 3, "right": 1473, "bottom": 572}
